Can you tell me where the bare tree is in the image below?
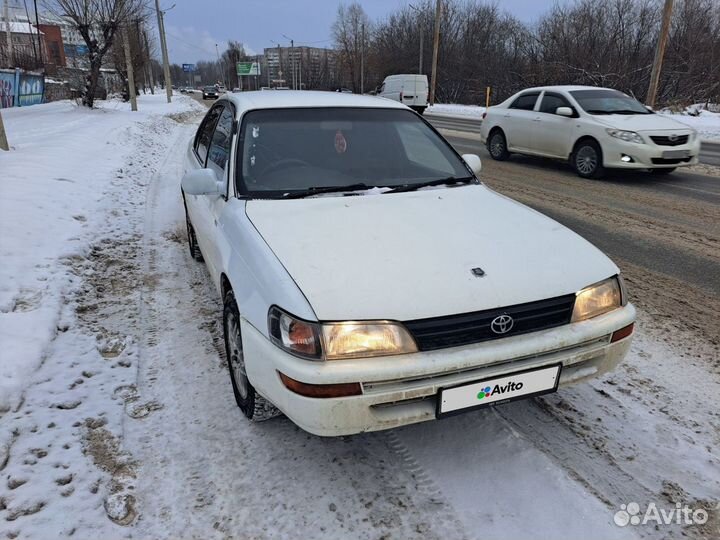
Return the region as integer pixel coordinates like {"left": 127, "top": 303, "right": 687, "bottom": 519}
{"left": 333, "top": 2, "right": 370, "bottom": 92}
{"left": 44, "top": 0, "right": 144, "bottom": 107}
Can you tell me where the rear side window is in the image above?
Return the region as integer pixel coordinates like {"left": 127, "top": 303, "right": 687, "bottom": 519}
{"left": 509, "top": 93, "right": 540, "bottom": 111}
{"left": 195, "top": 106, "right": 222, "bottom": 165}
{"left": 539, "top": 93, "right": 572, "bottom": 114}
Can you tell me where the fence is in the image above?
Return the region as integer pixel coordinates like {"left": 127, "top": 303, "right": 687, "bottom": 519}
{"left": 0, "top": 68, "right": 45, "bottom": 109}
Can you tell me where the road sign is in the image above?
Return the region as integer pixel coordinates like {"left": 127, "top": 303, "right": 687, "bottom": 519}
{"left": 182, "top": 64, "right": 195, "bottom": 73}
{"left": 237, "top": 62, "right": 261, "bottom": 76}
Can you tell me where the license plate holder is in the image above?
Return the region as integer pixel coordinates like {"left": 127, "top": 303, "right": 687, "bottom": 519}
{"left": 437, "top": 363, "right": 562, "bottom": 418}
{"left": 662, "top": 149, "right": 690, "bottom": 159}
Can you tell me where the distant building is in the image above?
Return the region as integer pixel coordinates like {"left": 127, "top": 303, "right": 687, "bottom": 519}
{"left": 263, "top": 45, "right": 338, "bottom": 90}
{"left": 0, "top": 21, "right": 46, "bottom": 70}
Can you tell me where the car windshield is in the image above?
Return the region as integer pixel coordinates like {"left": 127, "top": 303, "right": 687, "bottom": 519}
{"left": 237, "top": 107, "right": 471, "bottom": 198}
{"left": 570, "top": 89, "right": 651, "bottom": 115}
{"left": 204, "top": 86, "right": 215, "bottom": 92}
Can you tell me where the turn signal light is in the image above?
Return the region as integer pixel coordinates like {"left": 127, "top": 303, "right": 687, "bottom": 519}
{"left": 611, "top": 323, "right": 634, "bottom": 343}
{"left": 278, "top": 372, "right": 362, "bottom": 398}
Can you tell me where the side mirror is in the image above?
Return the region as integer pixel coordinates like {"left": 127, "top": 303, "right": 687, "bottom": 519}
{"left": 556, "top": 106, "right": 574, "bottom": 117}
{"left": 182, "top": 168, "right": 221, "bottom": 196}
{"left": 461, "top": 154, "right": 482, "bottom": 176}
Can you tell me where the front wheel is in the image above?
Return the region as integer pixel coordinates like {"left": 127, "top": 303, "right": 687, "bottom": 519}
{"left": 223, "top": 289, "right": 280, "bottom": 422}
{"left": 487, "top": 130, "right": 510, "bottom": 161}
{"left": 572, "top": 140, "right": 605, "bottom": 179}
{"left": 649, "top": 167, "right": 676, "bottom": 175}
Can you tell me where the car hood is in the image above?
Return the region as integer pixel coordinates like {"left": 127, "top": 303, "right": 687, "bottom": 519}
{"left": 594, "top": 113, "right": 692, "bottom": 133}
{"left": 246, "top": 185, "right": 618, "bottom": 321}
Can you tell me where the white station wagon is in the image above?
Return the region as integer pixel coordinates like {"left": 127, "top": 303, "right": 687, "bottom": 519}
{"left": 182, "top": 91, "right": 636, "bottom": 436}
{"left": 480, "top": 85, "right": 702, "bottom": 178}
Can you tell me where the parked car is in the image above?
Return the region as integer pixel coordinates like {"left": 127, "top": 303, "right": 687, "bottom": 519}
{"left": 480, "top": 86, "right": 701, "bottom": 178}
{"left": 181, "top": 90, "right": 635, "bottom": 436}
{"left": 377, "top": 74, "right": 429, "bottom": 114}
{"left": 202, "top": 86, "right": 219, "bottom": 100}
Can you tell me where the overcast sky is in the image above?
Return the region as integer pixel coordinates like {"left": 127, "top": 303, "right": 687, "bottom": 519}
{"left": 162, "top": 0, "right": 558, "bottom": 64}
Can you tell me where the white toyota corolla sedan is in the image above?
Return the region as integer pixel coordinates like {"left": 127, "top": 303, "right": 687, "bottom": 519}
{"left": 480, "top": 85, "right": 701, "bottom": 178}
{"left": 182, "top": 90, "right": 636, "bottom": 436}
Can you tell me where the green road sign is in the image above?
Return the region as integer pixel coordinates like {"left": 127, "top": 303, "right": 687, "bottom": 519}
{"left": 237, "top": 62, "right": 261, "bottom": 76}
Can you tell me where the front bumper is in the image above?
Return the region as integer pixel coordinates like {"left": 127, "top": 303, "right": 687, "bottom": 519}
{"left": 602, "top": 136, "right": 701, "bottom": 169}
{"left": 242, "top": 303, "right": 636, "bottom": 437}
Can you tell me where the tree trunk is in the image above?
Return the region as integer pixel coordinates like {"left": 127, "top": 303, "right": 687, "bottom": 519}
{"left": 82, "top": 55, "right": 103, "bottom": 108}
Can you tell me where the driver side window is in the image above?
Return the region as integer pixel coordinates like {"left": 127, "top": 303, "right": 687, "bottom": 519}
{"left": 207, "top": 106, "right": 235, "bottom": 178}
{"left": 195, "top": 105, "right": 222, "bottom": 165}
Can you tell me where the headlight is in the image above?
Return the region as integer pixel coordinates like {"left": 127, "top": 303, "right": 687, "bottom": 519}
{"left": 571, "top": 276, "right": 625, "bottom": 322}
{"left": 268, "top": 307, "right": 417, "bottom": 360}
{"left": 688, "top": 129, "right": 698, "bottom": 142}
{"left": 606, "top": 129, "right": 645, "bottom": 144}
{"left": 321, "top": 322, "right": 417, "bottom": 360}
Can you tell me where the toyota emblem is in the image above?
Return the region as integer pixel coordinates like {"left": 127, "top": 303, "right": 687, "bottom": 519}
{"left": 668, "top": 133, "right": 678, "bottom": 142}
{"left": 490, "top": 314, "right": 514, "bottom": 334}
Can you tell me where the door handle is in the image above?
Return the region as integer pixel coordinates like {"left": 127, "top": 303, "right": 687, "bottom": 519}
{"left": 532, "top": 117, "right": 541, "bottom": 122}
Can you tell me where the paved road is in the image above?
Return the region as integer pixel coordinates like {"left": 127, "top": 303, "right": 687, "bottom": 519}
{"left": 426, "top": 113, "right": 720, "bottom": 165}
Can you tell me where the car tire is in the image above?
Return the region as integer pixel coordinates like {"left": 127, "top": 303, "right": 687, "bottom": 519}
{"left": 487, "top": 130, "right": 510, "bottom": 161}
{"left": 414, "top": 106, "right": 426, "bottom": 115}
{"left": 572, "top": 140, "right": 605, "bottom": 179}
{"left": 223, "top": 289, "right": 280, "bottom": 422}
{"left": 185, "top": 209, "right": 204, "bottom": 262}
{"left": 649, "top": 167, "right": 676, "bottom": 175}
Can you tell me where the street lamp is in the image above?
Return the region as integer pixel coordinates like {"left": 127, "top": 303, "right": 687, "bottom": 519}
{"left": 282, "top": 34, "right": 296, "bottom": 90}
{"left": 151, "top": 1, "right": 176, "bottom": 103}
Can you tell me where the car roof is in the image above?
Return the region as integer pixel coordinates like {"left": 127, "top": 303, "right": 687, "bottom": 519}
{"left": 517, "top": 85, "right": 609, "bottom": 93}
{"left": 217, "top": 90, "right": 408, "bottom": 116}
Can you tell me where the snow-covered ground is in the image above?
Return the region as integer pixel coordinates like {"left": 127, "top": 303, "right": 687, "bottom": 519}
{"left": 0, "top": 95, "right": 718, "bottom": 540}
{"left": 659, "top": 108, "right": 720, "bottom": 142}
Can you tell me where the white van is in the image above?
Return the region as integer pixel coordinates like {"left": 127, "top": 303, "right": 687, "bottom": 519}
{"left": 378, "top": 74, "right": 429, "bottom": 114}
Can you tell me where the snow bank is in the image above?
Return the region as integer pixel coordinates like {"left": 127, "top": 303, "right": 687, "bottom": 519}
{"left": 658, "top": 107, "right": 720, "bottom": 142}
{"left": 0, "top": 94, "right": 203, "bottom": 412}
{"left": 426, "top": 103, "right": 486, "bottom": 118}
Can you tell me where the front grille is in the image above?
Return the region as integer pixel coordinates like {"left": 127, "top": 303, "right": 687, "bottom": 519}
{"left": 650, "top": 135, "right": 689, "bottom": 146}
{"left": 404, "top": 294, "right": 576, "bottom": 351}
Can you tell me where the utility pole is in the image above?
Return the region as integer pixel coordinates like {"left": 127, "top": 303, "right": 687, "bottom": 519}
{"left": 419, "top": 32, "right": 423, "bottom": 74}
{"left": 409, "top": 3, "right": 423, "bottom": 74}
{"left": 122, "top": 26, "right": 137, "bottom": 111}
{"left": 647, "top": 0, "right": 673, "bottom": 108}
{"left": 0, "top": 109, "right": 9, "bottom": 151}
{"left": 429, "top": 0, "right": 441, "bottom": 105}
{"left": 291, "top": 39, "right": 295, "bottom": 89}
{"left": 33, "top": 0, "right": 42, "bottom": 67}
{"left": 154, "top": 0, "right": 172, "bottom": 103}
{"left": 4, "top": 0, "right": 13, "bottom": 66}
{"left": 360, "top": 23, "right": 365, "bottom": 94}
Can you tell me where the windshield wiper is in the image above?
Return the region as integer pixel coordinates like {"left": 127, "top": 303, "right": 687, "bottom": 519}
{"left": 585, "top": 109, "right": 611, "bottom": 115}
{"left": 385, "top": 176, "right": 475, "bottom": 194}
{"left": 606, "top": 109, "right": 649, "bottom": 115}
{"left": 282, "top": 183, "right": 373, "bottom": 199}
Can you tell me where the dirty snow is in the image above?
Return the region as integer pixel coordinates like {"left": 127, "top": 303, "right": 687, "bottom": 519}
{"left": 0, "top": 92, "right": 718, "bottom": 540}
